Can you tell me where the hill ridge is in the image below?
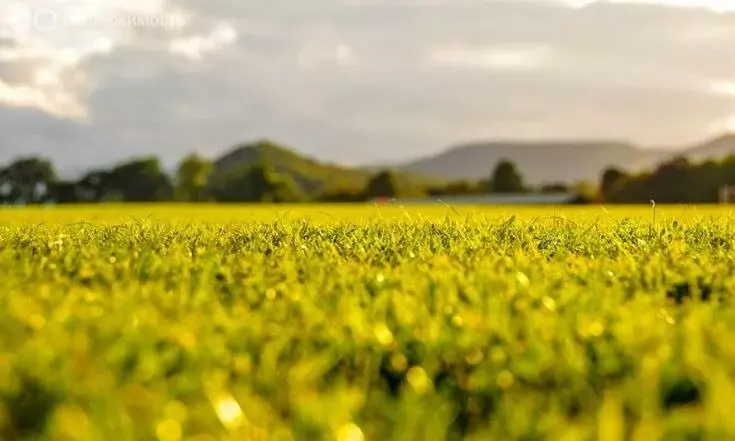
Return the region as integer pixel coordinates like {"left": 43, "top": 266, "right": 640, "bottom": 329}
{"left": 211, "top": 134, "right": 735, "bottom": 188}
{"left": 397, "top": 134, "right": 735, "bottom": 184}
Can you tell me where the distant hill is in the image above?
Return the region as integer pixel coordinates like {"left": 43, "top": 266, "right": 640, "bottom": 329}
{"left": 397, "top": 135, "right": 735, "bottom": 185}
{"left": 397, "top": 140, "right": 667, "bottom": 184}
{"left": 682, "top": 134, "right": 735, "bottom": 163}
{"left": 211, "top": 135, "right": 735, "bottom": 192}
{"left": 213, "top": 140, "right": 438, "bottom": 195}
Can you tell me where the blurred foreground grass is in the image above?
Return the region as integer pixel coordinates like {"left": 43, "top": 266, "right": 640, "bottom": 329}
{"left": 1, "top": 204, "right": 735, "bottom": 440}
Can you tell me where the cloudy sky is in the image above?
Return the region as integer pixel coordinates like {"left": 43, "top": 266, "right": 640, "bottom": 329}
{"left": 0, "top": 0, "right": 734, "bottom": 173}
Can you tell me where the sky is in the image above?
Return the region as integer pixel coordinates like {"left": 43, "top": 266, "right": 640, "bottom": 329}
{"left": 0, "top": 0, "right": 734, "bottom": 173}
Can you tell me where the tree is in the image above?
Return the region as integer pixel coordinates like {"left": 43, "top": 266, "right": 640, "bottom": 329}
{"left": 77, "top": 170, "right": 116, "bottom": 202}
{"left": 48, "top": 181, "right": 82, "bottom": 204}
{"left": 602, "top": 156, "right": 731, "bottom": 204}
{"left": 427, "top": 180, "right": 486, "bottom": 197}
{"left": 106, "top": 157, "right": 174, "bottom": 202}
{"left": 0, "top": 157, "right": 57, "bottom": 204}
{"left": 363, "top": 170, "right": 401, "bottom": 199}
{"left": 540, "top": 183, "right": 569, "bottom": 194}
{"left": 490, "top": 160, "right": 525, "bottom": 194}
{"left": 648, "top": 156, "right": 693, "bottom": 203}
{"left": 209, "top": 164, "right": 306, "bottom": 203}
{"left": 176, "top": 153, "right": 213, "bottom": 202}
{"left": 570, "top": 180, "right": 601, "bottom": 204}
{"left": 318, "top": 182, "right": 365, "bottom": 202}
{"left": 600, "top": 167, "right": 628, "bottom": 201}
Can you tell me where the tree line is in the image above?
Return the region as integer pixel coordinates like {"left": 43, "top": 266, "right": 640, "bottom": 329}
{"left": 4, "top": 146, "right": 731, "bottom": 205}
{"left": 601, "top": 155, "right": 735, "bottom": 204}
{"left": 0, "top": 151, "right": 563, "bottom": 205}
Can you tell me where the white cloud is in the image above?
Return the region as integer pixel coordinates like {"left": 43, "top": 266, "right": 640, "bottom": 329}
{"left": 427, "top": 44, "right": 553, "bottom": 70}
{"left": 298, "top": 43, "right": 356, "bottom": 69}
{"left": 168, "top": 23, "right": 237, "bottom": 60}
{"left": 0, "top": 25, "right": 114, "bottom": 119}
{"left": 0, "top": 77, "right": 85, "bottom": 118}
{"left": 0, "top": 1, "right": 162, "bottom": 119}
{"left": 711, "top": 81, "right": 735, "bottom": 97}
{"left": 559, "top": 0, "right": 735, "bottom": 13}
{"left": 0, "top": 0, "right": 209, "bottom": 119}
{"left": 726, "top": 115, "right": 735, "bottom": 132}
{"left": 708, "top": 114, "right": 735, "bottom": 135}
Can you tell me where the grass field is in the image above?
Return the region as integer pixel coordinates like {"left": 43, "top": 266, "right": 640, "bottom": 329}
{"left": 2, "top": 204, "right": 735, "bottom": 441}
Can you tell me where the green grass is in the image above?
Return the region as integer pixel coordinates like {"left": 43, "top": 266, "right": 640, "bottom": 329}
{"left": 2, "top": 204, "right": 735, "bottom": 440}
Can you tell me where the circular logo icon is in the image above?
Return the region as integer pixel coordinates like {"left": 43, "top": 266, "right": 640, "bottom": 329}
{"left": 33, "top": 9, "right": 59, "bottom": 32}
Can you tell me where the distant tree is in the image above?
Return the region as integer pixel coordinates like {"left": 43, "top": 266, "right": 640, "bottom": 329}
{"left": 257, "top": 167, "right": 306, "bottom": 203}
{"left": 209, "top": 164, "right": 306, "bottom": 203}
{"left": 491, "top": 160, "right": 525, "bottom": 193}
{"left": 48, "top": 181, "right": 82, "bottom": 204}
{"left": 427, "top": 180, "right": 486, "bottom": 197}
{"left": 600, "top": 156, "right": 722, "bottom": 204}
{"left": 600, "top": 167, "right": 628, "bottom": 201}
{"left": 0, "top": 157, "right": 57, "bottom": 204}
{"left": 318, "top": 183, "right": 366, "bottom": 202}
{"left": 106, "top": 157, "right": 174, "bottom": 202}
{"left": 570, "top": 180, "right": 601, "bottom": 204}
{"left": 611, "top": 156, "right": 693, "bottom": 204}
{"left": 77, "top": 170, "right": 116, "bottom": 202}
{"left": 176, "top": 153, "right": 213, "bottom": 202}
{"left": 540, "top": 183, "right": 570, "bottom": 194}
{"left": 649, "top": 156, "right": 693, "bottom": 203}
{"left": 363, "top": 170, "right": 401, "bottom": 199}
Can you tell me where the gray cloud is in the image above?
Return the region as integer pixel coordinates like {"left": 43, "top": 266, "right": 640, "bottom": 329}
{"left": 0, "top": 0, "right": 734, "bottom": 173}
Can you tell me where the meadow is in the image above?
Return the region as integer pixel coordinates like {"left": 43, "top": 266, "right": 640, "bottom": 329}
{"left": 1, "top": 204, "right": 735, "bottom": 441}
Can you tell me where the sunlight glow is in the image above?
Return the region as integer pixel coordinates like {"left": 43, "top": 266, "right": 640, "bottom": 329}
{"left": 0, "top": 78, "right": 86, "bottom": 119}
{"left": 726, "top": 116, "right": 735, "bottom": 133}
{"left": 427, "top": 45, "right": 553, "bottom": 71}
{"left": 712, "top": 82, "right": 735, "bottom": 97}
{"left": 564, "top": 0, "right": 735, "bottom": 13}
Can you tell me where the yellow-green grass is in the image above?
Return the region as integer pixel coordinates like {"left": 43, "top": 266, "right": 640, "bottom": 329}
{"left": 0, "top": 203, "right": 730, "bottom": 224}
{"left": 1, "top": 204, "right": 735, "bottom": 440}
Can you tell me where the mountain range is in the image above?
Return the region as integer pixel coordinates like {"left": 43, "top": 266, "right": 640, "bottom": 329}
{"left": 397, "top": 134, "right": 735, "bottom": 185}
{"left": 211, "top": 134, "right": 735, "bottom": 190}
{"left": 59, "top": 133, "right": 735, "bottom": 189}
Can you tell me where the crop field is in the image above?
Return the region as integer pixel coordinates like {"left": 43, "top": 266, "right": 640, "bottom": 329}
{"left": 2, "top": 204, "right": 735, "bottom": 441}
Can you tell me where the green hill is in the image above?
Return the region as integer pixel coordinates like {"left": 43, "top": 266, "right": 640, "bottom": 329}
{"left": 212, "top": 140, "right": 438, "bottom": 197}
